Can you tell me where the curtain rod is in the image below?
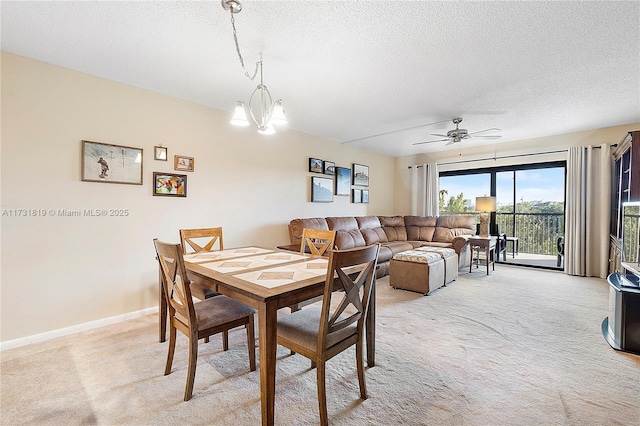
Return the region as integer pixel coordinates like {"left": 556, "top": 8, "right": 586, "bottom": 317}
{"left": 407, "top": 144, "right": 616, "bottom": 169}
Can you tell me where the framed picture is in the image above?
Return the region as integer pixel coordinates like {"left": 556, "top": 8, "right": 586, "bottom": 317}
{"left": 353, "top": 163, "right": 369, "bottom": 186}
{"left": 311, "top": 176, "right": 333, "bottom": 202}
{"left": 335, "top": 166, "right": 351, "bottom": 196}
{"left": 174, "top": 155, "right": 194, "bottom": 172}
{"left": 323, "top": 161, "right": 335, "bottom": 175}
{"left": 154, "top": 146, "right": 167, "bottom": 161}
{"left": 362, "top": 189, "right": 369, "bottom": 203}
{"left": 153, "top": 172, "right": 187, "bottom": 197}
{"left": 309, "top": 158, "right": 323, "bottom": 173}
{"left": 82, "top": 140, "right": 143, "bottom": 185}
{"left": 352, "top": 189, "right": 362, "bottom": 203}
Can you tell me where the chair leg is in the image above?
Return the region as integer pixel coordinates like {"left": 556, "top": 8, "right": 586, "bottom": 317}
{"left": 223, "top": 330, "right": 229, "bottom": 351}
{"left": 246, "top": 316, "right": 256, "bottom": 371}
{"left": 204, "top": 336, "right": 209, "bottom": 343}
{"left": 317, "top": 360, "right": 328, "bottom": 426}
{"left": 165, "top": 322, "right": 177, "bottom": 375}
{"left": 356, "top": 337, "right": 367, "bottom": 400}
{"left": 184, "top": 333, "right": 199, "bottom": 401}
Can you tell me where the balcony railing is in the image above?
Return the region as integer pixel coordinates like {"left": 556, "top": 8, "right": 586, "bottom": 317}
{"left": 496, "top": 212, "right": 564, "bottom": 256}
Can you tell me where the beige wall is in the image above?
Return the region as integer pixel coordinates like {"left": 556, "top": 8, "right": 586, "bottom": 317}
{"left": 0, "top": 52, "right": 395, "bottom": 342}
{"left": 393, "top": 124, "right": 640, "bottom": 214}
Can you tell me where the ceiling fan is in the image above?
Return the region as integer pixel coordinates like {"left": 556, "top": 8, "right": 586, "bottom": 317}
{"left": 412, "top": 117, "right": 501, "bottom": 146}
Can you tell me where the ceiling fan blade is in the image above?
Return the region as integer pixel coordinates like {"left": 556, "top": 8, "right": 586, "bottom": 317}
{"left": 412, "top": 138, "right": 450, "bottom": 146}
{"left": 430, "top": 133, "right": 449, "bottom": 137}
{"left": 468, "top": 127, "right": 501, "bottom": 135}
{"left": 445, "top": 139, "right": 457, "bottom": 146}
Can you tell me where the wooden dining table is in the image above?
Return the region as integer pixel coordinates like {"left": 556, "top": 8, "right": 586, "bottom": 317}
{"left": 158, "top": 246, "right": 376, "bottom": 426}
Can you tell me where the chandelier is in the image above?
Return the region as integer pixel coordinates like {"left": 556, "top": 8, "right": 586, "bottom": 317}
{"left": 222, "top": 0, "right": 287, "bottom": 135}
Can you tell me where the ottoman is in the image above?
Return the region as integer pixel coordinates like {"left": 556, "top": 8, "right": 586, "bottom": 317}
{"left": 390, "top": 250, "right": 445, "bottom": 295}
{"left": 415, "top": 246, "right": 459, "bottom": 285}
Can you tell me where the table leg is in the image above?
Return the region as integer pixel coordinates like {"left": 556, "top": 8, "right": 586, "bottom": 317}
{"left": 366, "top": 277, "right": 376, "bottom": 367}
{"left": 159, "top": 267, "right": 167, "bottom": 343}
{"left": 258, "top": 301, "right": 278, "bottom": 426}
{"left": 486, "top": 247, "right": 490, "bottom": 275}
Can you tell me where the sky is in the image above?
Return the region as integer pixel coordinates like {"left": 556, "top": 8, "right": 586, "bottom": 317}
{"left": 440, "top": 167, "right": 565, "bottom": 208}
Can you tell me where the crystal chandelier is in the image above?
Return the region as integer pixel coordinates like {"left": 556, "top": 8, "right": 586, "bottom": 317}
{"left": 222, "top": 0, "right": 287, "bottom": 135}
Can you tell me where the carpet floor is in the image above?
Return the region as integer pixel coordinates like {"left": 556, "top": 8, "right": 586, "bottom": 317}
{"left": 1, "top": 265, "right": 639, "bottom": 425}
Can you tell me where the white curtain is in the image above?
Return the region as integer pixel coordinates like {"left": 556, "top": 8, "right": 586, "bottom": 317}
{"left": 565, "top": 144, "right": 611, "bottom": 277}
{"left": 411, "top": 163, "right": 439, "bottom": 216}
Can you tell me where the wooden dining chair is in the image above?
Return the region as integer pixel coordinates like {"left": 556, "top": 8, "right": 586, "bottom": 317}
{"left": 153, "top": 238, "right": 256, "bottom": 401}
{"left": 179, "top": 227, "right": 226, "bottom": 345}
{"left": 277, "top": 244, "right": 380, "bottom": 426}
{"left": 290, "top": 228, "right": 338, "bottom": 315}
{"left": 301, "top": 228, "right": 336, "bottom": 256}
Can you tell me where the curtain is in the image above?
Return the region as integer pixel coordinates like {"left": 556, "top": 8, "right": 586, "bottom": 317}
{"left": 565, "top": 144, "right": 611, "bottom": 277}
{"left": 411, "top": 163, "right": 439, "bottom": 216}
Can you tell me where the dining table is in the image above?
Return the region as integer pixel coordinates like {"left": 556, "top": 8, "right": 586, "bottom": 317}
{"left": 158, "top": 246, "right": 376, "bottom": 426}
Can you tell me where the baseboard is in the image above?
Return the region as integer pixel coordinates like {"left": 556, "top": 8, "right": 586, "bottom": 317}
{"left": 0, "top": 306, "right": 158, "bottom": 351}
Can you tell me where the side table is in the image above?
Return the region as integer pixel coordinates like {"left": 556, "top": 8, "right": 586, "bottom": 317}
{"left": 469, "top": 236, "right": 497, "bottom": 275}
{"left": 506, "top": 236, "right": 519, "bottom": 258}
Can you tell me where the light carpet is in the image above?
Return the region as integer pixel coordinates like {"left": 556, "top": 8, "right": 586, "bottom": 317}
{"left": 1, "top": 265, "right": 639, "bottom": 425}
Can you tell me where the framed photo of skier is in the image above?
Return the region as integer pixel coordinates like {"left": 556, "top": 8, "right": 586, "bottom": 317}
{"left": 82, "top": 140, "right": 143, "bottom": 185}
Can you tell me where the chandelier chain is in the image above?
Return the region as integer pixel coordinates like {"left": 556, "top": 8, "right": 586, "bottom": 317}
{"left": 229, "top": 9, "right": 260, "bottom": 81}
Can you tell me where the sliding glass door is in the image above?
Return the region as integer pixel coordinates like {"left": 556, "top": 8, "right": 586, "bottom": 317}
{"left": 440, "top": 161, "right": 566, "bottom": 269}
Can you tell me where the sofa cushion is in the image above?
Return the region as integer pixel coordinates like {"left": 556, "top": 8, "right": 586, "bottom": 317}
{"left": 378, "top": 215, "right": 407, "bottom": 242}
{"left": 326, "top": 217, "right": 365, "bottom": 249}
{"left": 405, "top": 215, "right": 437, "bottom": 241}
{"left": 288, "top": 218, "right": 329, "bottom": 246}
{"left": 432, "top": 215, "right": 476, "bottom": 243}
{"left": 356, "top": 216, "right": 388, "bottom": 245}
{"left": 383, "top": 241, "right": 414, "bottom": 256}
{"left": 378, "top": 245, "right": 393, "bottom": 263}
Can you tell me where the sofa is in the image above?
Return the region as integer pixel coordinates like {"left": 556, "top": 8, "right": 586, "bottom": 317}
{"left": 288, "top": 215, "right": 476, "bottom": 278}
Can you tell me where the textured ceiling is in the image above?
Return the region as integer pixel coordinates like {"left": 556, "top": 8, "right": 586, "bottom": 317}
{"left": 2, "top": 1, "right": 639, "bottom": 157}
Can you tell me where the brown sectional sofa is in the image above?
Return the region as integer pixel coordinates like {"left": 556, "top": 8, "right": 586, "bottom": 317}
{"left": 288, "top": 215, "right": 476, "bottom": 278}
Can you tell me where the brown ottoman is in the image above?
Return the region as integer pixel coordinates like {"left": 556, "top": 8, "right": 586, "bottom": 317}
{"left": 414, "top": 246, "right": 459, "bottom": 285}
{"left": 390, "top": 250, "right": 445, "bottom": 295}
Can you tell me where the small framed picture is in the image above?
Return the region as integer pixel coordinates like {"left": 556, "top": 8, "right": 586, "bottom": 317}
{"left": 311, "top": 176, "right": 333, "bottom": 202}
{"left": 335, "top": 166, "right": 351, "bottom": 196}
{"left": 352, "top": 163, "right": 369, "bottom": 186}
{"left": 153, "top": 172, "right": 187, "bottom": 197}
{"left": 154, "top": 146, "right": 167, "bottom": 161}
{"left": 362, "top": 189, "right": 369, "bottom": 203}
{"left": 323, "top": 161, "right": 335, "bottom": 175}
{"left": 82, "top": 140, "right": 143, "bottom": 185}
{"left": 309, "top": 158, "right": 323, "bottom": 173}
{"left": 174, "top": 155, "right": 194, "bottom": 172}
{"left": 352, "top": 189, "right": 362, "bottom": 203}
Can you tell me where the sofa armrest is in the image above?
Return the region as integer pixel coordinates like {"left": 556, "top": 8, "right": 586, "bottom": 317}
{"left": 451, "top": 235, "right": 471, "bottom": 254}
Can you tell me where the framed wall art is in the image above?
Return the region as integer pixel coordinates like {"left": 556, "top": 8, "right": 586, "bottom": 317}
{"left": 309, "top": 158, "right": 323, "bottom": 173}
{"left": 323, "top": 160, "right": 335, "bottom": 175}
{"left": 154, "top": 146, "right": 167, "bottom": 161}
{"left": 362, "top": 189, "right": 369, "bottom": 203}
{"left": 153, "top": 172, "right": 187, "bottom": 197}
{"left": 352, "top": 189, "right": 362, "bottom": 203}
{"left": 335, "top": 166, "right": 351, "bottom": 196}
{"left": 352, "top": 163, "right": 369, "bottom": 186}
{"left": 82, "top": 140, "right": 143, "bottom": 185}
{"left": 174, "top": 155, "right": 194, "bottom": 172}
{"left": 311, "top": 176, "right": 333, "bottom": 202}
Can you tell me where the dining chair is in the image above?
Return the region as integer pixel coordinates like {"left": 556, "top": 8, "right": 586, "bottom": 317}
{"left": 290, "top": 228, "right": 338, "bottom": 315}
{"left": 277, "top": 244, "right": 380, "bottom": 426}
{"left": 179, "top": 227, "right": 226, "bottom": 345}
{"left": 153, "top": 238, "right": 256, "bottom": 401}
{"left": 301, "top": 228, "right": 336, "bottom": 256}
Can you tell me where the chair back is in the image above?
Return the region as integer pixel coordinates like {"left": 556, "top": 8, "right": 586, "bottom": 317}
{"left": 179, "top": 227, "right": 224, "bottom": 253}
{"left": 154, "top": 239, "right": 196, "bottom": 327}
{"left": 318, "top": 244, "right": 380, "bottom": 349}
{"left": 301, "top": 228, "right": 336, "bottom": 256}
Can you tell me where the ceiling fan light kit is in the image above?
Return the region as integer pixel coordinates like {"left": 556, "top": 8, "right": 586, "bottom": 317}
{"left": 222, "top": 0, "right": 287, "bottom": 134}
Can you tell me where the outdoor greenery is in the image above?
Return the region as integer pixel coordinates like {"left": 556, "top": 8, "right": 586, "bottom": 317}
{"left": 440, "top": 189, "right": 565, "bottom": 255}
